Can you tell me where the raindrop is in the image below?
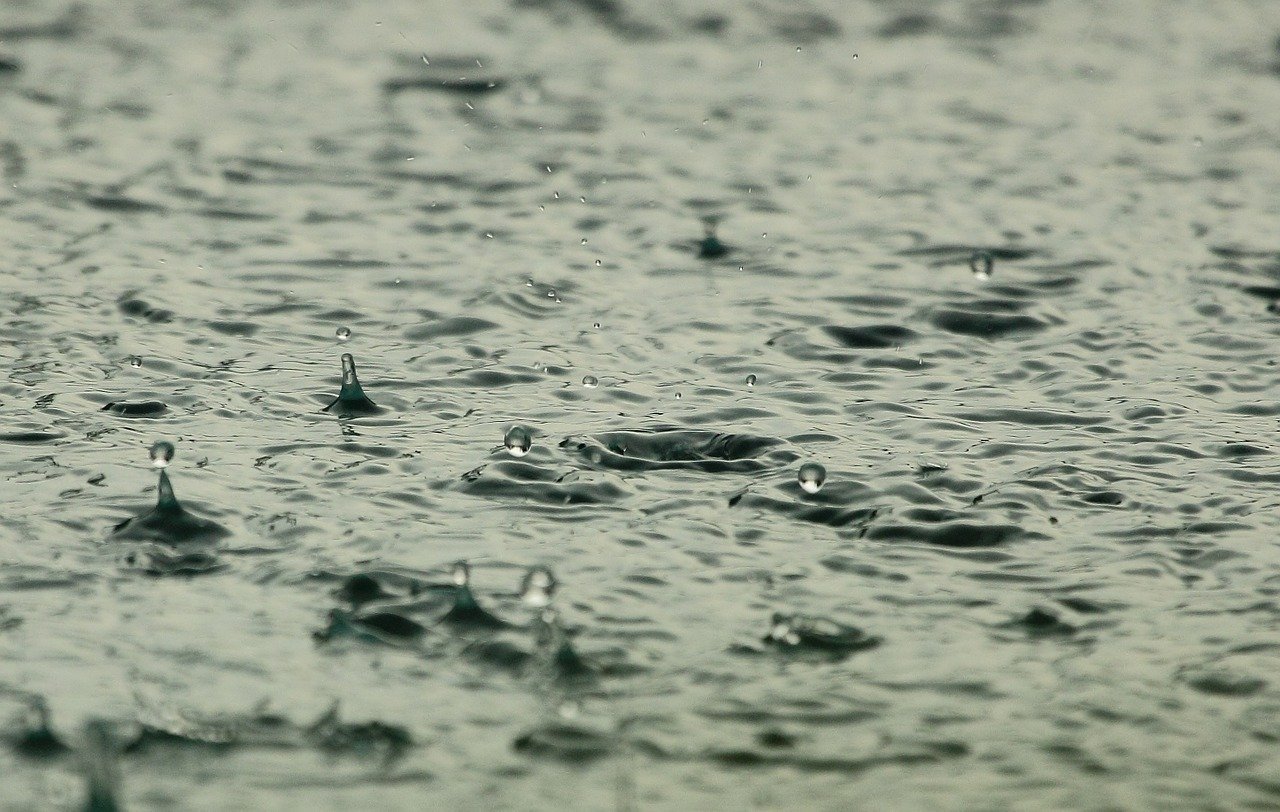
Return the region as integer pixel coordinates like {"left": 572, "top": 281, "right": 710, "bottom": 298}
{"left": 128, "top": 356, "right": 142, "bottom": 368}
{"left": 504, "top": 425, "right": 533, "bottom": 457}
{"left": 451, "top": 560, "right": 470, "bottom": 587}
{"left": 798, "top": 462, "right": 826, "bottom": 494}
{"left": 521, "top": 566, "right": 557, "bottom": 608}
{"left": 592, "top": 322, "right": 601, "bottom": 329}
{"left": 547, "top": 289, "right": 556, "bottom": 298}
{"left": 335, "top": 326, "right": 352, "bottom": 342}
{"left": 674, "top": 392, "right": 682, "bottom": 399}
{"left": 149, "top": 441, "right": 175, "bottom": 469}
{"left": 594, "top": 259, "right": 602, "bottom": 266}
{"left": 969, "top": 250, "right": 994, "bottom": 280}
{"left": 746, "top": 374, "right": 757, "bottom": 387}
{"left": 582, "top": 375, "right": 598, "bottom": 388}
{"left": 580, "top": 238, "right": 588, "bottom": 245}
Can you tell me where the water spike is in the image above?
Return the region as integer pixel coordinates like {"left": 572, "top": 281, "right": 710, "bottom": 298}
{"left": 697, "top": 216, "right": 729, "bottom": 259}
{"left": 440, "top": 561, "right": 508, "bottom": 629}
{"left": 155, "top": 470, "right": 180, "bottom": 511}
{"left": 325, "top": 353, "right": 382, "bottom": 416}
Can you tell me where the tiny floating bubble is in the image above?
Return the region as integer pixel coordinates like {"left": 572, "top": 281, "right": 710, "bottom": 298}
{"left": 969, "top": 250, "right": 994, "bottom": 280}
{"left": 504, "top": 426, "right": 533, "bottom": 457}
{"left": 521, "top": 566, "right": 557, "bottom": 608}
{"left": 746, "top": 374, "right": 757, "bottom": 387}
{"left": 582, "top": 375, "right": 598, "bottom": 388}
{"left": 335, "top": 326, "right": 352, "bottom": 342}
{"left": 128, "top": 356, "right": 143, "bottom": 368}
{"left": 798, "top": 462, "right": 826, "bottom": 494}
{"left": 149, "top": 441, "right": 175, "bottom": 469}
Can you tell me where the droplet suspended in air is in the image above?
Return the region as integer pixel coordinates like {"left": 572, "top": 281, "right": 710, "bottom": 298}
{"left": 335, "top": 326, "right": 352, "bottom": 342}
{"left": 592, "top": 322, "right": 601, "bottom": 329}
{"left": 451, "top": 560, "right": 471, "bottom": 587}
{"left": 521, "top": 566, "right": 557, "bottom": 608}
{"left": 582, "top": 375, "right": 598, "bottom": 388}
{"left": 128, "top": 355, "right": 143, "bottom": 368}
{"left": 149, "top": 441, "right": 175, "bottom": 469}
{"left": 969, "top": 250, "right": 994, "bottom": 280}
{"left": 547, "top": 289, "right": 556, "bottom": 298}
{"left": 504, "top": 425, "right": 533, "bottom": 457}
{"left": 798, "top": 462, "right": 827, "bottom": 494}
{"left": 746, "top": 374, "right": 757, "bottom": 387}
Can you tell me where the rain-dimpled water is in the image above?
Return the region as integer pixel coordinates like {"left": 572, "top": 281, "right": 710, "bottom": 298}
{"left": 3, "top": 0, "right": 1280, "bottom": 809}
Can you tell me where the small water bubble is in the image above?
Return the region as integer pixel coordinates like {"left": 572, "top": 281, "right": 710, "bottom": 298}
{"left": 594, "top": 259, "right": 602, "bottom": 266}
{"left": 149, "top": 441, "right": 175, "bottom": 469}
{"left": 521, "top": 566, "right": 557, "bottom": 607}
{"left": 746, "top": 374, "right": 757, "bottom": 387}
{"left": 335, "top": 326, "right": 351, "bottom": 342}
{"left": 504, "top": 426, "right": 533, "bottom": 457}
{"left": 798, "top": 462, "right": 826, "bottom": 494}
{"left": 128, "top": 355, "right": 142, "bottom": 368}
{"left": 582, "top": 375, "right": 598, "bottom": 388}
{"left": 969, "top": 250, "right": 994, "bottom": 280}
{"left": 451, "top": 560, "right": 470, "bottom": 587}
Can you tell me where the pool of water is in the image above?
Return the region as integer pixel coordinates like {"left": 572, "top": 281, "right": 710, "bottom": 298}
{"left": 3, "top": 0, "right": 1280, "bottom": 808}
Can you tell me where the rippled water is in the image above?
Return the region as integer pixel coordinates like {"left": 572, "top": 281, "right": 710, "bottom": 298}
{"left": 3, "top": 0, "right": 1280, "bottom": 808}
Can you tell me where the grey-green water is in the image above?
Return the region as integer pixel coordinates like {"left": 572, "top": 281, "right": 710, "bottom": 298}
{"left": 3, "top": 0, "right": 1280, "bottom": 808}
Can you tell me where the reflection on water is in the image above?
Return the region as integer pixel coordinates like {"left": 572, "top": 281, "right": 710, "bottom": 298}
{"left": 3, "top": 0, "right": 1280, "bottom": 808}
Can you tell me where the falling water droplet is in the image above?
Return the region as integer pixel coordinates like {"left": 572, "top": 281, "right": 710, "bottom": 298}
{"left": 547, "top": 289, "right": 556, "bottom": 298}
{"left": 592, "top": 322, "right": 601, "bottom": 329}
{"left": 674, "top": 392, "right": 682, "bottom": 399}
{"left": 504, "top": 425, "right": 533, "bottom": 457}
{"left": 969, "top": 250, "right": 994, "bottom": 280}
{"left": 451, "top": 560, "right": 470, "bottom": 587}
{"left": 335, "top": 326, "right": 352, "bottom": 342}
{"left": 128, "top": 356, "right": 142, "bottom": 368}
{"left": 521, "top": 566, "right": 557, "bottom": 607}
{"left": 149, "top": 441, "right": 175, "bottom": 469}
{"left": 746, "top": 374, "right": 757, "bottom": 387}
{"left": 580, "top": 238, "right": 588, "bottom": 245}
{"left": 594, "top": 259, "right": 602, "bottom": 266}
{"left": 582, "top": 375, "right": 598, "bottom": 388}
{"left": 798, "top": 462, "right": 826, "bottom": 494}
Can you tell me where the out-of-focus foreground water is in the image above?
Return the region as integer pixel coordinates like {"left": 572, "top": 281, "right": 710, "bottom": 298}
{"left": 2, "top": 0, "right": 1280, "bottom": 808}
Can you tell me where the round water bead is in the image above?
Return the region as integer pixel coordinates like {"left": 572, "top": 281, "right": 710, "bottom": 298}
{"left": 797, "top": 462, "right": 827, "bottom": 494}
{"left": 149, "top": 441, "right": 175, "bottom": 469}
{"left": 746, "top": 374, "right": 757, "bottom": 387}
{"left": 969, "top": 250, "right": 994, "bottom": 280}
{"left": 582, "top": 375, "right": 598, "bottom": 388}
{"left": 504, "top": 426, "right": 533, "bottom": 457}
{"left": 128, "top": 355, "right": 143, "bottom": 368}
{"left": 336, "top": 326, "right": 352, "bottom": 341}
{"left": 521, "top": 566, "right": 557, "bottom": 608}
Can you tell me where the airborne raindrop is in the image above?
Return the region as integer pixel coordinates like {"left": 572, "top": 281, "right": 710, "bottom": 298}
{"left": 798, "top": 462, "right": 827, "bottom": 494}
{"left": 149, "top": 441, "right": 175, "bottom": 469}
{"left": 746, "top": 374, "right": 757, "bottom": 387}
{"left": 504, "top": 426, "right": 533, "bottom": 457}
{"left": 970, "top": 250, "right": 994, "bottom": 280}
{"left": 335, "top": 326, "right": 352, "bottom": 342}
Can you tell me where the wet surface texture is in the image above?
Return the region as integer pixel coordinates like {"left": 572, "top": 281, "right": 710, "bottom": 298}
{"left": 3, "top": 0, "right": 1280, "bottom": 808}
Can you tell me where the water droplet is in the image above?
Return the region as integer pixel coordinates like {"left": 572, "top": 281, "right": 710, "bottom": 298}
{"left": 796, "top": 46, "right": 802, "bottom": 52}
{"left": 580, "top": 238, "right": 588, "bottom": 245}
{"left": 128, "top": 356, "right": 142, "bottom": 368}
{"left": 746, "top": 374, "right": 757, "bottom": 387}
{"left": 149, "top": 441, "right": 175, "bottom": 469}
{"left": 335, "top": 326, "right": 351, "bottom": 342}
{"left": 969, "top": 250, "right": 994, "bottom": 280}
{"left": 521, "top": 566, "right": 557, "bottom": 608}
{"left": 451, "top": 560, "right": 470, "bottom": 587}
{"left": 504, "top": 426, "right": 533, "bottom": 457}
{"left": 798, "top": 462, "right": 826, "bottom": 494}
{"left": 547, "top": 289, "right": 556, "bottom": 298}
{"left": 594, "top": 259, "right": 602, "bottom": 266}
{"left": 592, "top": 322, "right": 601, "bottom": 329}
{"left": 582, "top": 375, "right": 598, "bottom": 388}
